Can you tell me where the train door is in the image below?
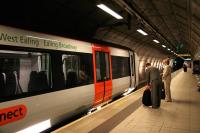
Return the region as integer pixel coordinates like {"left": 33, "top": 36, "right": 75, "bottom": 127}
{"left": 92, "top": 45, "right": 112, "bottom": 106}
{"left": 129, "top": 51, "right": 135, "bottom": 88}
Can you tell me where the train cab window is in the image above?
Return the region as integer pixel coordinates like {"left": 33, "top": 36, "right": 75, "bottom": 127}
{"left": 62, "top": 53, "right": 93, "bottom": 88}
{"left": 0, "top": 50, "right": 51, "bottom": 100}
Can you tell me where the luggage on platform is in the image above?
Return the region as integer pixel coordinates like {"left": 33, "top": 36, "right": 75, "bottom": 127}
{"left": 142, "top": 88, "right": 152, "bottom": 106}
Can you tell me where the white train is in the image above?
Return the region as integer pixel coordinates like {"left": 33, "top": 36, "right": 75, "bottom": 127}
{"left": 0, "top": 25, "right": 140, "bottom": 133}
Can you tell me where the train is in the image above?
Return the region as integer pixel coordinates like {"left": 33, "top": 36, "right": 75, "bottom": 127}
{"left": 0, "top": 25, "right": 164, "bottom": 133}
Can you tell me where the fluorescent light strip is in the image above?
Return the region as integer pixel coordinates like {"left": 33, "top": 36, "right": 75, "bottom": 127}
{"left": 162, "top": 45, "right": 166, "bottom": 48}
{"left": 137, "top": 29, "right": 148, "bottom": 36}
{"left": 97, "top": 4, "right": 123, "bottom": 19}
{"left": 16, "top": 119, "right": 51, "bottom": 133}
{"left": 153, "top": 39, "right": 159, "bottom": 43}
{"left": 185, "top": 58, "right": 191, "bottom": 61}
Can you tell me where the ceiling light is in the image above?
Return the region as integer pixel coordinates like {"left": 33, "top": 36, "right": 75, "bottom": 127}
{"left": 153, "top": 39, "right": 159, "bottom": 43}
{"left": 97, "top": 4, "right": 123, "bottom": 19}
{"left": 162, "top": 45, "right": 166, "bottom": 48}
{"left": 167, "top": 48, "right": 170, "bottom": 51}
{"left": 137, "top": 29, "right": 148, "bottom": 36}
{"left": 185, "top": 58, "right": 191, "bottom": 61}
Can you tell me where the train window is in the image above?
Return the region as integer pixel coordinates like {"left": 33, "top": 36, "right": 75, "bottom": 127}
{"left": 112, "top": 56, "right": 130, "bottom": 79}
{"left": 105, "top": 53, "right": 110, "bottom": 80}
{"left": 0, "top": 50, "right": 51, "bottom": 99}
{"left": 95, "top": 52, "right": 110, "bottom": 82}
{"left": 0, "top": 49, "right": 94, "bottom": 101}
{"left": 95, "top": 52, "right": 102, "bottom": 81}
{"left": 62, "top": 53, "right": 93, "bottom": 88}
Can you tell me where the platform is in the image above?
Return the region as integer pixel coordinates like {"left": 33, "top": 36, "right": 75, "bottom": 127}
{"left": 52, "top": 68, "right": 200, "bottom": 133}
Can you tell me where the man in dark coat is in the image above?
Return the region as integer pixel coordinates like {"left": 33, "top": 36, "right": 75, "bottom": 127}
{"left": 145, "top": 63, "right": 161, "bottom": 108}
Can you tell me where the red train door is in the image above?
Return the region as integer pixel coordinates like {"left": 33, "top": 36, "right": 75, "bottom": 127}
{"left": 92, "top": 44, "right": 112, "bottom": 106}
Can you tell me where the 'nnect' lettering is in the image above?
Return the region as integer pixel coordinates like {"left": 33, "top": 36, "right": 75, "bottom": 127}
{"left": 0, "top": 105, "right": 27, "bottom": 126}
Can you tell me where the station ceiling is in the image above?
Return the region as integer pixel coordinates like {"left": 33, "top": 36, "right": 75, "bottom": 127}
{"left": 0, "top": 0, "right": 199, "bottom": 58}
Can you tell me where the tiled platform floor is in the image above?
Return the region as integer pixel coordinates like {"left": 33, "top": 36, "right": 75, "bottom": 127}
{"left": 52, "top": 69, "right": 200, "bottom": 133}
{"left": 110, "top": 69, "right": 200, "bottom": 133}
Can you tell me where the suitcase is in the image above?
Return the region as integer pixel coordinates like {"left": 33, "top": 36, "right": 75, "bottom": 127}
{"left": 142, "top": 89, "right": 152, "bottom": 106}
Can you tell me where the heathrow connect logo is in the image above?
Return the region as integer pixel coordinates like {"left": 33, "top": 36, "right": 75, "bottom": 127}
{"left": 0, "top": 105, "right": 27, "bottom": 126}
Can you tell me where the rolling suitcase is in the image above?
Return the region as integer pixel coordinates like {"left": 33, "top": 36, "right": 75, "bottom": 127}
{"left": 142, "top": 89, "right": 152, "bottom": 106}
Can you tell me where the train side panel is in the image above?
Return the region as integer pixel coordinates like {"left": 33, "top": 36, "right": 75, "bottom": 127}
{"left": 0, "top": 85, "right": 94, "bottom": 133}
{"left": 112, "top": 77, "right": 130, "bottom": 98}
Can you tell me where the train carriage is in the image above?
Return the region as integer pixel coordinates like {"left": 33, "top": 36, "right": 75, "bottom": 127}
{"left": 0, "top": 25, "right": 138, "bottom": 133}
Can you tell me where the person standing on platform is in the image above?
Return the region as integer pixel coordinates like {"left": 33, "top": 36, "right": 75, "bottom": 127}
{"left": 162, "top": 59, "right": 172, "bottom": 102}
{"left": 145, "top": 63, "right": 161, "bottom": 108}
{"left": 183, "top": 63, "right": 187, "bottom": 72}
